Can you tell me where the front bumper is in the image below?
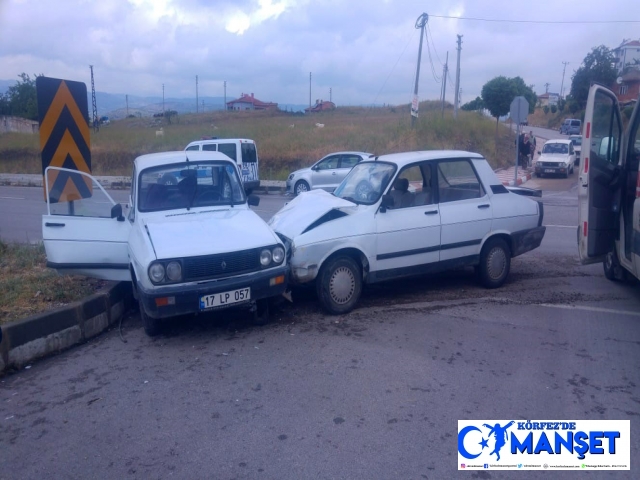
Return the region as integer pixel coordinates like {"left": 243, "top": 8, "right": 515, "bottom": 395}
{"left": 137, "top": 265, "right": 288, "bottom": 319}
{"left": 535, "top": 164, "right": 569, "bottom": 175}
{"left": 285, "top": 178, "right": 294, "bottom": 194}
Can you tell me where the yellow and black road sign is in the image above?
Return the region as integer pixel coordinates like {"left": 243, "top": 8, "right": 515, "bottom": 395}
{"left": 36, "top": 77, "right": 92, "bottom": 203}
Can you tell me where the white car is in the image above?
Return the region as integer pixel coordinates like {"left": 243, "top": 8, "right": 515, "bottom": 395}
{"left": 569, "top": 135, "right": 582, "bottom": 166}
{"left": 42, "top": 151, "right": 288, "bottom": 336}
{"left": 534, "top": 139, "right": 576, "bottom": 178}
{"left": 269, "top": 151, "right": 546, "bottom": 314}
{"left": 286, "top": 151, "right": 373, "bottom": 196}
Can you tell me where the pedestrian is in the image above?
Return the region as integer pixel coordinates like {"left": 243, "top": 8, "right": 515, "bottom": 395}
{"left": 520, "top": 134, "right": 530, "bottom": 168}
{"left": 529, "top": 130, "right": 537, "bottom": 167}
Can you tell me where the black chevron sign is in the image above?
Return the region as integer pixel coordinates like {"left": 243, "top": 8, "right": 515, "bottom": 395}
{"left": 37, "top": 77, "right": 92, "bottom": 203}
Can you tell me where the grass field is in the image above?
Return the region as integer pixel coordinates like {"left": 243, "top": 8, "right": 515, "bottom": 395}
{"left": 0, "top": 102, "right": 517, "bottom": 179}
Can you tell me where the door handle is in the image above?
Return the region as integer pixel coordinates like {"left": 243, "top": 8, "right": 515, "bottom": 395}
{"left": 424, "top": 210, "right": 438, "bottom": 215}
{"left": 45, "top": 222, "right": 65, "bottom": 227}
{"left": 477, "top": 204, "right": 490, "bottom": 209}
{"left": 332, "top": 172, "right": 337, "bottom": 175}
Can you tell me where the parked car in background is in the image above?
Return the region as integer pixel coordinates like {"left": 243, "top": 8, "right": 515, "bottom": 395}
{"left": 534, "top": 139, "right": 576, "bottom": 178}
{"left": 578, "top": 84, "right": 640, "bottom": 284}
{"left": 270, "top": 151, "right": 545, "bottom": 314}
{"left": 42, "top": 151, "right": 288, "bottom": 336}
{"left": 184, "top": 138, "right": 260, "bottom": 194}
{"left": 560, "top": 118, "right": 581, "bottom": 135}
{"left": 286, "top": 151, "right": 373, "bottom": 196}
{"left": 569, "top": 134, "right": 582, "bottom": 166}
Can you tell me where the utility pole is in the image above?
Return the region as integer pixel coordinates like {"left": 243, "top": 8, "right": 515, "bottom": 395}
{"left": 453, "top": 34, "right": 463, "bottom": 120}
{"left": 544, "top": 82, "right": 550, "bottom": 93}
{"left": 309, "top": 72, "right": 312, "bottom": 109}
{"left": 441, "top": 51, "right": 448, "bottom": 117}
{"left": 196, "top": 75, "right": 199, "bottom": 113}
{"left": 126, "top": 94, "right": 129, "bottom": 118}
{"left": 412, "top": 13, "right": 429, "bottom": 127}
{"left": 162, "top": 84, "right": 165, "bottom": 116}
{"left": 224, "top": 81, "right": 227, "bottom": 111}
{"left": 330, "top": 87, "right": 332, "bottom": 103}
{"left": 89, "top": 65, "right": 98, "bottom": 132}
{"left": 560, "top": 61, "right": 569, "bottom": 99}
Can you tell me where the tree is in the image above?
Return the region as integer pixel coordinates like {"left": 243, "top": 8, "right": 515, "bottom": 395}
{"left": 0, "top": 73, "right": 41, "bottom": 120}
{"left": 551, "top": 105, "right": 557, "bottom": 114}
{"left": 543, "top": 105, "right": 550, "bottom": 115}
{"left": 461, "top": 96, "right": 484, "bottom": 111}
{"left": 558, "top": 98, "right": 566, "bottom": 112}
{"left": 570, "top": 45, "right": 617, "bottom": 108}
{"left": 481, "top": 76, "right": 537, "bottom": 131}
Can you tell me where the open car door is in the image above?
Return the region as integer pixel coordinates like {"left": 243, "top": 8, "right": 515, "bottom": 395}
{"left": 578, "top": 85, "right": 623, "bottom": 264}
{"left": 42, "top": 167, "right": 131, "bottom": 281}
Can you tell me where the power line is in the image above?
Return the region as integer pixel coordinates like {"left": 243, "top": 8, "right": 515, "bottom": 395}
{"left": 424, "top": 28, "right": 441, "bottom": 83}
{"left": 426, "top": 23, "right": 443, "bottom": 66}
{"left": 429, "top": 14, "right": 640, "bottom": 24}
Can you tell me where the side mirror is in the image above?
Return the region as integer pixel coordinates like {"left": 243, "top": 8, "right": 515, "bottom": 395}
{"left": 379, "top": 194, "right": 394, "bottom": 213}
{"left": 311, "top": 165, "right": 319, "bottom": 171}
{"left": 111, "top": 203, "right": 124, "bottom": 221}
{"left": 248, "top": 194, "right": 260, "bottom": 207}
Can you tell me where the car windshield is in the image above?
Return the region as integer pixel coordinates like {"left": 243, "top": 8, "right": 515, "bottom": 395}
{"left": 333, "top": 161, "right": 396, "bottom": 204}
{"left": 138, "top": 161, "right": 245, "bottom": 212}
{"left": 542, "top": 143, "right": 568, "bottom": 154}
{"left": 570, "top": 136, "right": 582, "bottom": 146}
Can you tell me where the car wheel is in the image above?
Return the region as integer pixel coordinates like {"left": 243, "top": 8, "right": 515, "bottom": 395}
{"left": 139, "top": 300, "right": 160, "bottom": 336}
{"left": 160, "top": 173, "right": 178, "bottom": 185}
{"left": 294, "top": 180, "right": 310, "bottom": 196}
{"left": 478, "top": 238, "right": 511, "bottom": 289}
{"left": 316, "top": 255, "right": 362, "bottom": 314}
{"left": 603, "top": 249, "right": 625, "bottom": 281}
{"left": 252, "top": 298, "right": 270, "bottom": 326}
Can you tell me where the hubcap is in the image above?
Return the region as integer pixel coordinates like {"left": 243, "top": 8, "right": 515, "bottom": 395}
{"left": 605, "top": 252, "right": 613, "bottom": 271}
{"left": 296, "top": 183, "right": 308, "bottom": 194}
{"left": 487, "top": 247, "right": 507, "bottom": 280}
{"left": 329, "top": 266, "right": 355, "bottom": 304}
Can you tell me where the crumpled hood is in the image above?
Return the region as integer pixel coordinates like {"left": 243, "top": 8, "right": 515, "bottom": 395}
{"left": 143, "top": 208, "right": 279, "bottom": 259}
{"left": 268, "top": 189, "right": 356, "bottom": 238}
{"left": 538, "top": 153, "right": 570, "bottom": 163}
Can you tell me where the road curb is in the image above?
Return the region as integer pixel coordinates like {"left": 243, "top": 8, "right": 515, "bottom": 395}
{"left": 0, "top": 282, "right": 134, "bottom": 373}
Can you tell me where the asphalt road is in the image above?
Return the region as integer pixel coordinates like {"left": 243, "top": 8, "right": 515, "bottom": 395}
{"left": 1, "top": 175, "right": 639, "bottom": 479}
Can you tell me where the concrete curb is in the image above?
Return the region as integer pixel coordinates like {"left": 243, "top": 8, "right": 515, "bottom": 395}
{"left": 0, "top": 282, "right": 134, "bottom": 373}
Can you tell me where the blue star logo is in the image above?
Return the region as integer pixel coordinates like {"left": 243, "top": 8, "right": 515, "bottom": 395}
{"left": 479, "top": 437, "right": 489, "bottom": 449}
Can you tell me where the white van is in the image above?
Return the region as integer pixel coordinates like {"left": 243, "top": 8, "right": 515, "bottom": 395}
{"left": 185, "top": 138, "right": 260, "bottom": 193}
{"left": 578, "top": 84, "right": 640, "bottom": 282}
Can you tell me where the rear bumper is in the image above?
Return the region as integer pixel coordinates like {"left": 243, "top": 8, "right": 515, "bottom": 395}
{"left": 512, "top": 226, "right": 546, "bottom": 257}
{"left": 137, "top": 266, "right": 288, "bottom": 319}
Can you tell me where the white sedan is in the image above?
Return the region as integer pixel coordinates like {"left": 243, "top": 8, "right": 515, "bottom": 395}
{"left": 42, "top": 151, "right": 288, "bottom": 336}
{"left": 534, "top": 139, "right": 576, "bottom": 178}
{"left": 269, "top": 151, "right": 546, "bottom": 314}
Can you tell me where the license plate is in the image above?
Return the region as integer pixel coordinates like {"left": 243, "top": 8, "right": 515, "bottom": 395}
{"left": 544, "top": 169, "right": 555, "bottom": 173}
{"left": 200, "top": 288, "right": 250, "bottom": 310}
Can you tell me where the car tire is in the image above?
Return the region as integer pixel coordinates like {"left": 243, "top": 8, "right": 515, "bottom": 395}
{"left": 252, "top": 298, "right": 270, "bottom": 326}
{"left": 294, "top": 180, "right": 310, "bottom": 196}
{"left": 316, "top": 255, "right": 362, "bottom": 315}
{"left": 160, "top": 173, "right": 178, "bottom": 185}
{"left": 603, "top": 248, "right": 625, "bottom": 282}
{"left": 139, "top": 300, "right": 160, "bottom": 337}
{"left": 478, "top": 238, "right": 511, "bottom": 289}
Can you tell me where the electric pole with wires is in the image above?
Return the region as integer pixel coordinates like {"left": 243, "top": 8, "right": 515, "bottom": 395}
{"left": 411, "top": 13, "right": 429, "bottom": 127}
{"left": 441, "top": 52, "right": 448, "bottom": 117}
{"left": 453, "top": 34, "right": 463, "bottom": 119}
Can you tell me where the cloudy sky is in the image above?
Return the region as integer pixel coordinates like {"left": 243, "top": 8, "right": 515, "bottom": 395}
{"left": 0, "top": 0, "right": 638, "bottom": 107}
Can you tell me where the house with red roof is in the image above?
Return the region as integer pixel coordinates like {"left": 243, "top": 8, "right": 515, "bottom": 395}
{"left": 613, "top": 39, "right": 640, "bottom": 73}
{"left": 226, "top": 93, "right": 277, "bottom": 111}
{"left": 305, "top": 99, "right": 336, "bottom": 113}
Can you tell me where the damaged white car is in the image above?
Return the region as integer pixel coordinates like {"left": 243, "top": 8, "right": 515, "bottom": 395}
{"left": 269, "top": 151, "right": 546, "bottom": 314}
{"left": 42, "top": 151, "right": 288, "bottom": 336}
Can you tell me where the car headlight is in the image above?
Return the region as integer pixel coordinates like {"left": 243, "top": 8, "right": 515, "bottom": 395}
{"left": 260, "top": 249, "right": 272, "bottom": 266}
{"left": 272, "top": 246, "right": 285, "bottom": 264}
{"left": 166, "top": 261, "right": 182, "bottom": 282}
{"left": 288, "top": 173, "right": 294, "bottom": 180}
{"left": 149, "top": 262, "right": 165, "bottom": 283}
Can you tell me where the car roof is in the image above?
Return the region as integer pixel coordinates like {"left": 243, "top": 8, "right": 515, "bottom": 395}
{"left": 321, "top": 151, "right": 374, "bottom": 157}
{"left": 363, "top": 150, "right": 484, "bottom": 168}
{"left": 186, "top": 138, "right": 254, "bottom": 145}
{"left": 134, "top": 151, "right": 236, "bottom": 170}
{"left": 544, "top": 139, "right": 572, "bottom": 145}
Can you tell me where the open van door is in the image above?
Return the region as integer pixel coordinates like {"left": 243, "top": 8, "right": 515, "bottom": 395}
{"left": 625, "top": 99, "right": 640, "bottom": 280}
{"left": 578, "top": 85, "right": 623, "bottom": 264}
{"left": 42, "top": 167, "right": 131, "bottom": 281}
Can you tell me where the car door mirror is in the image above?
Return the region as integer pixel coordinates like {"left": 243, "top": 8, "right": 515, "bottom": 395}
{"left": 248, "top": 194, "right": 260, "bottom": 207}
{"left": 111, "top": 203, "right": 124, "bottom": 221}
{"left": 379, "top": 194, "right": 394, "bottom": 213}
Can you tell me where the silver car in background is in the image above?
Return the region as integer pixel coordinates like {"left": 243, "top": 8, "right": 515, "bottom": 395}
{"left": 286, "top": 151, "right": 373, "bottom": 196}
{"left": 569, "top": 134, "right": 582, "bottom": 166}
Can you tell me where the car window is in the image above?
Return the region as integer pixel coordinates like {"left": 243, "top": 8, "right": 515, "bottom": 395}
{"left": 437, "top": 160, "right": 484, "bottom": 203}
{"left": 202, "top": 144, "right": 217, "bottom": 152}
{"left": 316, "top": 156, "right": 339, "bottom": 170}
{"left": 542, "top": 143, "right": 567, "bottom": 154}
{"left": 186, "top": 145, "right": 200, "bottom": 151}
{"left": 333, "top": 162, "right": 395, "bottom": 204}
{"left": 138, "top": 161, "right": 245, "bottom": 212}
{"left": 571, "top": 120, "right": 581, "bottom": 127}
{"left": 591, "top": 90, "right": 622, "bottom": 165}
{"left": 570, "top": 144, "right": 574, "bottom": 154}
{"left": 46, "top": 169, "right": 116, "bottom": 217}
{"left": 339, "top": 155, "right": 361, "bottom": 169}
{"left": 128, "top": 166, "right": 136, "bottom": 222}
{"left": 389, "top": 164, "right": 435, "bottom": 209}
{"left": 218, "top": 143, "right": 237, "bottom": 161}
{"left": 241, "top": 143, "right": 257, "bottom": 163}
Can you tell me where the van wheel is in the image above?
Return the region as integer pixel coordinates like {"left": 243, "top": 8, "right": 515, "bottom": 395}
{"left": 316, "top": 255, "right": 362, "bottom": 315}
{"left": 478, "top": 238, "right": 511, "bottom": 288}
{"left": 603, "top": 249, "right": 625, "bottom": 281}
{"left": 295, "top": 180, "right": 310, "bottom": 196}
{"left": 139, "top": 300, "right": 160, "bottom": 336}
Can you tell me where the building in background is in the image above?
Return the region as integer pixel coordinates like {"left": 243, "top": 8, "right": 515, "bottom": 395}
{"left": 305, "top": 99, "right": 336, "bottom": 113}
{"left": 613, "top": 39, "right": 640, "bottom": 74}
{"left": 226, "top": 93, "right": 278, "bottom": 111}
